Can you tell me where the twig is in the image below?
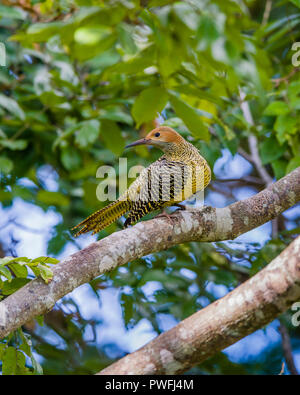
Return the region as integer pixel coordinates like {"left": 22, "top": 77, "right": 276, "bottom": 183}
{"left": 262, "top": 0, "right": 272, "bottom": 26}
{"left": 278, "top": 320, "right": 299, "bottom": 375}
{"left": 279, "top": 362, "right": 285, "bottom": 375}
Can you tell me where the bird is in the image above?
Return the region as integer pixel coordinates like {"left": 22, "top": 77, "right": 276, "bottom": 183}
{"left": 72, "top": 126, "right": 211, "bottom": 237}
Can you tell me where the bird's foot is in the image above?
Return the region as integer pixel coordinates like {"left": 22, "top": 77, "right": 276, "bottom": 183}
{"left": 155, "top": 209, "right": 174, "bottom": 222}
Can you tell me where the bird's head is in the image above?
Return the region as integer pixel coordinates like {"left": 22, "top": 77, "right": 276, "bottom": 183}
{"left": 125, "top": 126, "right": 184, "bottom": 152}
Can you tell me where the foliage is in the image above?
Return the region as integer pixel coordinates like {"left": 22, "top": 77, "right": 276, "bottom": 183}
{"left": 0, "top": 255, "right": 58, "bottom": 374}
{"left": 0, "top": 0, "right": 300, "bottom": 375}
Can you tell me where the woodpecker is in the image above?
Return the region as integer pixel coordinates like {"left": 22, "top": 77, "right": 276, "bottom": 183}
{"left": 72, "top": 126, "right": 211, "bottom": 236}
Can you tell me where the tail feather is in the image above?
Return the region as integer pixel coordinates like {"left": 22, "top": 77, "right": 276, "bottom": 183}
{"left": 72, "top": 199, "right": 130, "bottom": 237}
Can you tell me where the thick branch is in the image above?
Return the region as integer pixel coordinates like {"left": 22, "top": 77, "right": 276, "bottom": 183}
{"left": 0, "top": 167, "right": 300, "bottom": 340}
{"left": 98, "top": 234, "right": 300, "bottom": 375}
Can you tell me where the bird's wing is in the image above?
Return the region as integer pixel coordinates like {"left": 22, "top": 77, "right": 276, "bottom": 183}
{"left": 124, "top": 158, "right": 189, "bottom": 205}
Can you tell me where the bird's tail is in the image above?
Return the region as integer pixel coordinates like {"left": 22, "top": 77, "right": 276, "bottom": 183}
{"left": 72, "top": 199, "right": 130, "bottom": 237}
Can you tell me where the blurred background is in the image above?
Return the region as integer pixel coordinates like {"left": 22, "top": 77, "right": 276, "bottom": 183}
{"left": 0, "top": 0, "right": 300, "bottom": 374}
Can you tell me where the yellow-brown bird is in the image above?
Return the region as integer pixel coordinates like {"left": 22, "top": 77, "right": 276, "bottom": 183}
{"left": 72, "top": 126, "right": 211, "bottom": 236}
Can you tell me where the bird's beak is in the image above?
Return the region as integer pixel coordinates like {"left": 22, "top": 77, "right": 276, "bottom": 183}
{"left": 125, "top": 138, "right": 151, "bottom": 149}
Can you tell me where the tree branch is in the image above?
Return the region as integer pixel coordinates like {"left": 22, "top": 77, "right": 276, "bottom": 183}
{"left": 98, "top": 233, "right": 300, "bottom": 375}
{"left": 0, "top": 167, "right": 300, "bottom": 340}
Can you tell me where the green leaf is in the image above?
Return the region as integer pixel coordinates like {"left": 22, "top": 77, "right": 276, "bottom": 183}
{"left": 73, "top": 33, "right": 117, "bottom": 61}
{"left": 26, "top": 22, "right": 65, "bottom": 42}
{"left": 2, "top": 347, "right": 17, "bottom": 375}
{"left": 271, "top": 159, "right": 287, "bottom": 180}
{"left": 117, "top": 23, "right": 138, "bottom": 54}
{"left": 0, "top": 256, "right": 15, "bottom": 265}
{"left": 259, "top": 137, "right": 287, "bottom": 165}
{"left": 263, "top": 101, "right": 290, "bottom": 116}
{"left": 60, "top": 147, "right": 82, "bottom": 171}
{"left": 35, "top": 315, "right": 44, "bottom": 326}
{"left": 37, "top": 190, "right": 70, "bottom": 207}
{"left": 121, "top": 293, "right": 134, "bottom": 327}
{"left": 0, "top": 94, "right": 25, "bottom": 120}
{"left": 75, "top": 119, "right": 100, "bottom": 148}
{"left": 0, "top": 139, "right": 28, "bottom": 151}
{"left": 132, "top": 87, "right": 168, "bottom": 127}
{"left": 39, "top": 91, "right": 66, "bottom": 106}
{"left": 274, "top": 114, "right": 297, "bottom": 144}
{"left": 31, "top": 256, "right": 59, "bottom": 265}
{"left": 0, "top": 343, "right": 6, "bottom": 359}
{"left": 196, "top": 15, "right": 220, "bottom": 49}
{"left": 8, "top": 263, "right": 28, "bottom": 278}
{"left": 106, "top": 45, "right": 155, "bottom": 75}
{"left": 99, "top": 108, "right": 133, "bottom": 125}
{"left": 169, "top": 92, "right": 210, "bottom": 141}
{"left": 0, "top": 156, "right": 13, "bottom": 174}
{"left": 0, "top": 5, "right": 26, "bottom": 19}
{"left": 286, "top": 157, "right": 300, "bottom": 174}
{"left": 16, "top": 350, "right": 27, "bottom": 374}
{"left": 100, "top": 120, "right": 124, "bottom": 156}
{"left": 289, "top": 0, "right": 300, "bottom": 8}
{"left": 37, "top": 263, "right": 53, "bottom": 284}
{"left": 47, "top": 225, "right": 67, "bottom": 256}
{"left": 1, "top": 278, "right": 31, "bottom": 295}
{"left": 0, "top": 264, "right": 13, "bottom": 281}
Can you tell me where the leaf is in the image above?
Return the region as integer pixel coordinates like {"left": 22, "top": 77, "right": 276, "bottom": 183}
{"left": 100, "top": 120, "right": 124, "bottom": 156}
{"left": 60, "top": 147, "right": 82, "bottom": 171}
{"left": 0, "top": 4, "right": 26, "bottom": 19}
{"left": 99, "top": 108, "right": 133, "bottom": 125}
{"left": 26, "top": 22, "right": 65, "bottom": 42}
{"left": 0, "top": 139, "right": 28, "bottom": 151}
{"left": 0, "top": 264, "right": 13, "bottom": 281}
{"left": 286, "top": 157, "right": 300, "bottom": 174}
{"left": 47, "top": 224, "right": 67, "bottom": 256}
{"left": 132, "top": 87, "right": 168, "bottom": 127}
{"left": 8, "top": 263, "right": 28, "bottom": 278}
{"left": 259, "top": 137, "right": 287, "bottom": 165}
{"left": 289, "top": 0, "right": 300, "bottom": 8}
{"left": 263, "top": 101, "right": 290, "bottom": 116}
{"left": 35, "top": 315, "right": 44, "bottom": 327}
{"left": 271, "top": 159, "right": 287, "bottom": 180}
{"left": 0, "top": 256, "right": 15, "bottom": 265}
{"left": 31, "top": 256, "right": 59, "bottom": 265}
{"left": 106, "top": 45, "right": 155, "bottom": 75}
{"left": 37, "top": 190, "right": 70, "bottom": 207}
{"left": 39, "top": 91, "right": 66, "bottom": 106}
{"left": 0, "top": 94, "right": 25, "bottom": 120}
{"left": 0, "top": 343, "right": 6, "bottom": 359}
{"left": 0, "top": 156, "right": 13, "bottom": 174}
{"left": 169, "top": 92, "right": 210, "bottom": 141}
{"left": 196, "top": 15, "right": 220, "bottom": 49}
{"left": 75, "top": 119, "right": 100, "bottom": 148}
{"left": 2, "top": 347, "right": 17, "bottom": 375}
{"left": 73, "top": 33, "right": 117, "bottom": 61}
{"left": 1, "top": 278, "right": 31, "bottom": 295}
{"left": 274, "top": 114, "right": 297, "bottom": 144}
{"left": 121, "top": 293, "right": 134, "bottom": 327}
{"left": 37, "top": 264, "right": 53, "bottom": 284}
{"left": 117, "top": 23, "right": 138, "bottom": 55}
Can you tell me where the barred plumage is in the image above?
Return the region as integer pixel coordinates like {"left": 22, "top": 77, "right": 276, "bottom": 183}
{"left": 72, "top": 126, "right": 211, "bottom": 237}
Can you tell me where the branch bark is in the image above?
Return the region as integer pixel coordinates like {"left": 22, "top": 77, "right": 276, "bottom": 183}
{"left": 98, "top": 234, "right": 300, "bottom": 375}
{"left": 0, "top": 167, "right": 300, "bottom": 340}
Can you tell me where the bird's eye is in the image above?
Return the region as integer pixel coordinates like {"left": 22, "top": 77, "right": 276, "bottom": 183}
{"left": 155, "top": 132, "right": 160, "bottom": 137}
